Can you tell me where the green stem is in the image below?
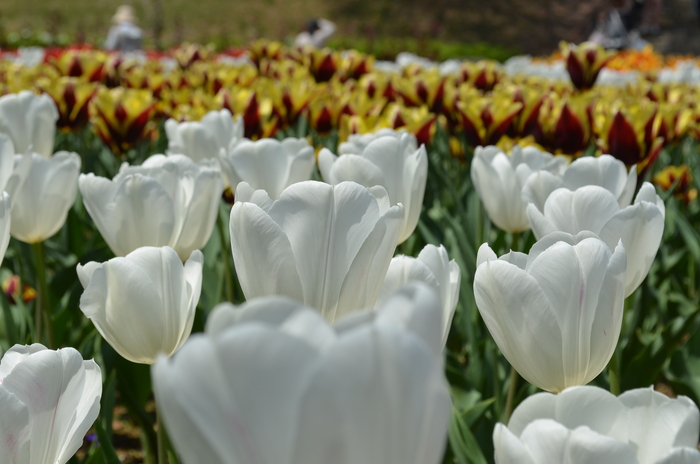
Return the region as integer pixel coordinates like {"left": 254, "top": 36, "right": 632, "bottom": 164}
{"left": 609, "top": 349, "right": 621, "bottom": 395}
{"left": 216, "top": 212, "right": 234, "bottom": 303}
{"left": 157, "top": 406, "right": 169, "bottom": 464}
{"left": 511, "top": 232, "right": 520, "bottom": 253}
{"left": 31, "top": 241, "right": 53, "bottom": 348}
{"left": 504, "top": 366, "right": 519, "bottom": 423}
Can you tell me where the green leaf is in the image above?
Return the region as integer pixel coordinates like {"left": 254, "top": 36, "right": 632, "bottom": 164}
{"left": 449, "top": 407, "right": 489, "bottom": 464}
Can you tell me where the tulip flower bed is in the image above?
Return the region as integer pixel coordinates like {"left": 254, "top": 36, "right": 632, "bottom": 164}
{"left": 0, "top": 39, "right": 699, "bottom": 464}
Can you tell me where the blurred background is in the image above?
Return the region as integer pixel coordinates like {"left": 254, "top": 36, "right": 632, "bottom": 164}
{"left": 1, "top": 0, "right": 699, "bottom": 58}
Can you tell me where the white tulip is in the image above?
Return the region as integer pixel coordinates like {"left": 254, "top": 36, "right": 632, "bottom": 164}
{"left": 376, "top": 244, "right": 461, "bottom": 347}
{"left": 338, "top": 128, "right": 417, "bottom": 155}
{"left": 527, "top": 182, "right": 665, "bottom": 297}
{"left": 0, "top": 91, "right": 58, "bottom": 158}
{"left": 153, "top": 288, "right": 451, "bottom": 464}
{"left": 0, "top": 343, "right": 101, "bottom": 464}
{"left": 523, "top": 154, "right": 637, "bottom": 213}
{"left": 0, "top": 192, "right": 10, "bottom": 266}
{"left": 219, "top": 137, "right": 315, "bottom": 197}
{"left": 77, "top": 246, "right": 203, "bottom": 364}
{"left": 10, "top": 152, "right": 80, "bottom": 243}
{"left": 165, "top": 108, "right": 243, "bottom": 162}
{"left": 230, "top": 180, "right": 404, "bottom": 322}
{"left": 474, "top": 231, "right": 627, "bottom": 392}
{"left": 0, "top": 134, "right": 32, "bottom": 201}
{"left": 319, "top": 133, "right": 427, "bottom": 243}
{"left": 494, "top": 385, "right": 700, "bottom": 464}
{"left": 80, "top": 154, "right": 223, "bottom": 260}
{"left": 471, "top": 145, "right": 566, "bottom": 233}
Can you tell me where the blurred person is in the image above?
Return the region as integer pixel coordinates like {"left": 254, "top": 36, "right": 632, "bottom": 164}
{"left": 105, "top": 5, "right": 143, "bottom": 52}
{"left": 589, "top": 0, "right": 630, "bottom": 49}
{"left": 294, "top": 18, "right": 336, "bottom": 48}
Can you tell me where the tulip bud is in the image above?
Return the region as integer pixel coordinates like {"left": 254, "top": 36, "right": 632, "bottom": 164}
{"left": 78, "top": 246, "right": 203, "bottom": 364}
{"left": 474, "top": 232, "right": 627, "bottom": 392}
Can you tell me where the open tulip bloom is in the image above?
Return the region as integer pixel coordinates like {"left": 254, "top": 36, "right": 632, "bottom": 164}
{"left": 80, "top": 154, "right": 223, "bottom": 260}
{"left": 165, "top": 108, "right": 244, "bottom": 162}
{"left": 0, "top": 91, "right": 59, "bottom": 159}
{"left": 494, "top": 385, "right": 700, "bottom": 464}
{"left": 219, "top": 137, "right": 315, "bottom": 198}
{"left": 318, "top": 133, "right": 427, "bottom": 243}
{"left": 337, "top": 128, "right": 416, "bottom": 155}
{"left": 376, "top": 244, "right": 461, "bottom": 347}
{"left": 10, "top": 151, "right": 81, "bottom": 244}
{"left": 153, "top": 283, "right": 451, "bottom": 464}
{"left": 77, "top": 246, "right": 203, "bottom": 364}
{"left": 470, "top": 145, "right": 566, "bottom": 233}
{"left": 0, "top": 134, "right": 32, "bottom": 202}
{"left": 527, "top": 182, "right": 665, "bottom": 297}
{"left": 230, "top": 180, "right": 404, "bottom": 322}
{"left": 522, "top": 154, "right": 637, "bottom": 214}
{"left": 0, "top": 344, "right": 102, "bottom": 464}
{"left": 474, "top": 231, "right": 627, "bottom": 393}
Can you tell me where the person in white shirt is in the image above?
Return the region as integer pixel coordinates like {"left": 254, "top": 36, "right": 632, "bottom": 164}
{"left": 294, "top": 18, "right": 336, "bottom": 48}
{"left": 105, "top": 5, "right": 143, "bottom": 52}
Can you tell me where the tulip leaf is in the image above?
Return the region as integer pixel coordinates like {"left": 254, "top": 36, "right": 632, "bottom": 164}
{"left": 449, "top": 408, "right": 489, "bottom": 464}
{"left": 93, "top": 418, "right": 121, "bottom": 464}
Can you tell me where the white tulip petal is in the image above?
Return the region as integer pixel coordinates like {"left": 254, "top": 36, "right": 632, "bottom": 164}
{"left": 519, "top": 419, "right": 569, "bottom": 464}
{"left": 0, "top": 343, "right": 48, "bottom": 379}
{"left": 654, "top": 447, "right": 700, "bottom": 464}
{"left": 0, "top": 386, "right": 30, "bottom": 463}
{"left": 154, "top": 327, "right": 319, "bottom": 464}
{"left": 567, "top": 426, "right": 639, "bottom": 464}
{"left": 334, "top": 204, "right": 403, "bottom": 321}
{"left": 493, "top": 423, "right": 538, "bottom": 464}
{"left": 10, "top": 152, "right": 80, "bottom": 243}
{"left": 522, "top": 170, "right": 565, "bottom": 213}
{"left": 206, "top": 297, "right": 308, "bottom": 336}
{"left": 230, "top": 201, "right": 304, "bottom": 302}
{"left": 268, "top": 181, "right": 380, "bottom": 312}
{"left": 563, "top": 155, "right": 633, "bottom": 207}
{"left": 291, "top": 325, "right": 451, "bottom": 464}
{"left": 543, "top": 186, "right": 620, "bottom": 236}
{"left": 2, "top": 348, "right": 101, "bottom": 464}
{"left": 377, "top": 256, "right": 439, "bottom": 308}
{"left": 327, "top": 153, "right": 386, "bottom": 189}
{"left": 474, "top": 259, "right": 565, "bottom": 392}
{"left": 0, "top": 91, "right": 58, "bottom": 158}
{"left": 599, "top": 200, "right": 664, "bottom": 297}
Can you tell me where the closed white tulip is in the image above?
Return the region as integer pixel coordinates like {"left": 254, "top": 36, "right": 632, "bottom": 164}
{"left": 153, "top": 289, "right": 451, "bottom": 464}
{"left": 10, "top": 152, "right": 80, "bottom": 243}
{"left": 527, "top": 182, "right": 665, "bottom": 297}
{"left": 338, "top": 128, "right": 416, "bottom": 155}
{"left": 376, "top": 244, "right": 461, "bottom": 347}
{"left": 230, "top": 180, "right": 404, "bottom": 322}
{"left": 319, "top": 133, "right": 427, "bottom": 243}
{"left": 77, "top": 246, "right": 203, "bottom": 364}
{"left": 165, "top": 109, "right": 243, "bottom": 162}
{"left": 494, "top": 385, "right": 700, "bottom": 464}
{"left": 474, "top": 231, "right": 627, "bottom": 392}
{"left": 523, "top": 154, "right": 637, "bottom": 213}
{"left": 219, "top": 137, "right": 315, "bottom": 197}
{"left": 0, "top": 343, "right": 101, "bottom": 464}
{"left": 0, "top": 91, "right": 58, "bottom": 158}
{"left": 471, "top": 145, "right": 566, "bottom": 233}
{"left": 80, "top": 154, "right": 223, "bottom": 260}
